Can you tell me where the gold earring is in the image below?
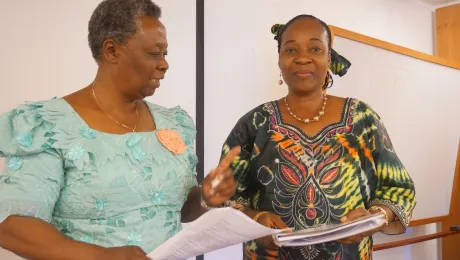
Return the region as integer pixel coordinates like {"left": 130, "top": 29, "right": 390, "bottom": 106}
{"left": 322, "top": 71, "right": 333, "bottom": 90}
{"left": 278, "top": 72, "right": 283, "bottom": 85}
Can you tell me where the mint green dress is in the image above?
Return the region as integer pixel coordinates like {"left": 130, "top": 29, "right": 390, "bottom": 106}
{"left": 0, "top": 99, "right": 198, "bottom": 253}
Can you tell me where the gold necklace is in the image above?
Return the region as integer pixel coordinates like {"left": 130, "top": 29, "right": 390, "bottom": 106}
{"left": 91, "top": 82, "right": 139, "bottom": 132}
{"left": 284, "top": 94, "right": 327, "bottom": 124}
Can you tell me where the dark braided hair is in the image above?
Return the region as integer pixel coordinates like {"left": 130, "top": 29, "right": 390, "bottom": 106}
{"left": 273, "top": 15, "right": 332, "bottom": 54}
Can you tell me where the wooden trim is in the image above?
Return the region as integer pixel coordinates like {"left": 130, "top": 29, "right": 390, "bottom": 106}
{"left": 436, "top": 4, "right": 460, "bottom": 62}
{"left": 409, "top": 216, "right": 449, "bottom": 227}
{"left": 373, "top": 231, "right": 460, "bottom": 251}
{"left": 448, "top": 142, "right": 460, "bottom": 217}
{"left": 441, "top": 142, "right": 460, "bottom": 260}
{"left": 329, "top": 25, "right": 460, "bottom": 70}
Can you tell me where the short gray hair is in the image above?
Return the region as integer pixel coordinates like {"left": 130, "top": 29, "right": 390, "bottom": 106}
{"left": 88, "top": 0, "right": 162, "bottom": 62}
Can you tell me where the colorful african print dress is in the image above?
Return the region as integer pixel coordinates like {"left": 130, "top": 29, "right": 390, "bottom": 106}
{"left": 221, "top": 98, "right": 416, "bottom": 260}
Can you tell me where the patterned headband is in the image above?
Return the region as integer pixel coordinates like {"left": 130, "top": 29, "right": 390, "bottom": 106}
{"left": 272, "top": 24, "right": 351, "bottom": 77}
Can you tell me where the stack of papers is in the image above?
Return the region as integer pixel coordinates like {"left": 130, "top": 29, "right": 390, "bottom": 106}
{"left": 148, "top": 208, "right": 386, "bottom": 260}
{"left": 273, "top": 213, "right": 386, "bottom": 247}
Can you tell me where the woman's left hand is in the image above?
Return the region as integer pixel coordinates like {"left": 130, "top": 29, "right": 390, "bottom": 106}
{"left": 336, "top": 207, "right": 389, "bottom": 244}
{"left": 201, "top": 146, "right": 241, "bottom": 207}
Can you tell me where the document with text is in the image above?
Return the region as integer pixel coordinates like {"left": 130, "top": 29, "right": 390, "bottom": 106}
{"left": 147, "top": 207, "right": 283, "bottom": 260}
{"left": 147, "top": 207, "right": 386, "bottom": 260}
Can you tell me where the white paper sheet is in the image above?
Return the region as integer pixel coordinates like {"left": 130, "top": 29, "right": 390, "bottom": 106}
{"left": 273, "top": 213, "right": 386, "bottom": 247}
{"left": 148, "top": 208, "right": 386, "bottom": 259}
{"left": 147, "top": 207, "right": 283, "bottom": 260}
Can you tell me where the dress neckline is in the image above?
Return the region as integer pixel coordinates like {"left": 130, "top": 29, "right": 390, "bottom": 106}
{"left": 58, "top": 98, "right": 160, "bottom": 136}
{"left": 271, "top": 97, "right": 352, "bottom": 140}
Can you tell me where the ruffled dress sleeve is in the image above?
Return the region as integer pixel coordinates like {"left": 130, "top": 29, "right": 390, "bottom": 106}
{"left": 167, "top": 106, "right": 199, "bottom": 196}
{"left": 0, "top": 101, "right": 64, "bottom": 223}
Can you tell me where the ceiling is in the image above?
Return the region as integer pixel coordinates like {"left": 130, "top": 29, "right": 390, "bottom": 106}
{"left": 417, "top": 0, "right": 459, "bottom": 6}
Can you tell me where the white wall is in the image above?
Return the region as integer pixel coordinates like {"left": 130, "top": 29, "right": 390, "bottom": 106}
{"left": 0, "top": 0, "right": 195, "bottom": 259}
{"left": 0, "top": 0, "right": 196, "bottom": 117}
{"left": 204, "top": 0, "right": 438, "bottom": 260}
{"left": 0, "top": 0, "right": 443, "bottom": 259}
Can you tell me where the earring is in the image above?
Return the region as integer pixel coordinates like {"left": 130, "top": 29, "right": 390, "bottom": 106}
{"left": 322, "top": 71, "right": 333, "bottom": 90}
{"left": 278, "top": 72, "right": 284, "bottom": 85}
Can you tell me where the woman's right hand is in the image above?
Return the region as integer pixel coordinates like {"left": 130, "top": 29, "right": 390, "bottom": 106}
{"left": 255, "top": 212, "right": 290, "bottom": 249}
{"left": 95, "top": 246, "right": 152, "bottom": 260}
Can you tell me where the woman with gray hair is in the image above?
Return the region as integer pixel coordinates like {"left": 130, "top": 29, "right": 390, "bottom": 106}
{"left": 0, "top": 0, "right": 240, "bottom": 259}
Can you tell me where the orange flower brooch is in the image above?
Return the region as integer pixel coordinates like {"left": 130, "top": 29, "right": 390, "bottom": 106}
{"left": 156, "top": 129, "right": 186, "bottom": 155}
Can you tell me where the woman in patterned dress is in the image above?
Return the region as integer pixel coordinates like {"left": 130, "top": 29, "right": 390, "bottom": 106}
{"left": 0, "top": 1, "right": 240, "bottom": 259}
{"left": 221, "top": 15, "right": 416, "bottom": 260}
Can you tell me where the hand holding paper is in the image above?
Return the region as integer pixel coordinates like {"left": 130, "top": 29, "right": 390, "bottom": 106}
{"left": 251, "top": 211, "right": 290, "bottom": 249}
{"left": 96, "top": 246, "right": 152, "bottom": 260}
{"left": 147, "top": 207, "right": 386, "bottom": 260}
{"left": 147, "top": 207, "right": 284, "bottom": 260}
{"left": 337, "top": 207, "right": 389, "bottom": 244}
{"left": 272, "top": 213, "right": 386, "bottom": 247}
